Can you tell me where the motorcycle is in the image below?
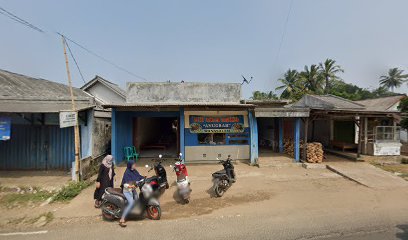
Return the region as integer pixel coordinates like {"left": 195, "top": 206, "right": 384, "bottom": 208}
{"left": 170, "top": 153, "right": 191, "bottom": 204}
{"left": 212, "top": 155, "right": 236, "bottom": 197}
{"left": 145, "top": 154, "right": 169, "bottom": 197}
{"left": 101, "top": 176, "right": 162, "bottom": 221}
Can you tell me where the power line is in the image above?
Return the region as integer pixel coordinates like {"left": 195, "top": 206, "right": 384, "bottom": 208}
{"left": 64, "top": 36, "right": 86, "bottom": 84}
{"left": 273, "top": 0, "right": 294, "bottom": 66}
{"left": 59, "top": 33, "right": 148, "bottom": 81}
{"left": 0, "top": 5, "right": 148, "bottom": 81}
{"left": 0, "top": 7, "right": 45, "bottom": 33}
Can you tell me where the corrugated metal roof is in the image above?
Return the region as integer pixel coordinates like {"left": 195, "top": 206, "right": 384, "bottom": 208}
{"left": 293, "top": 94, "right": 366, "bottom": 110}
{"left": 0, "top": 69, "right": 94, "bottom": 112}
{"left": 355, "top": 95, "right": 406, "bottom": 112}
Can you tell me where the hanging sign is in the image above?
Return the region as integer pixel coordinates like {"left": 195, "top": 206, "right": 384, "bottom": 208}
{"left": 59, "top": 111, "right": 77, "bottom": 128}
{"left": 189, "top": 115, "right": 245, "bottom": 133}
{"left": 0, "top": 117, "right": 11, "bottom": 141}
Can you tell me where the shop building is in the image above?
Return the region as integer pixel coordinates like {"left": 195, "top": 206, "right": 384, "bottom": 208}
{"left": 106, "top": 82, "right": 256, "bottom": 163}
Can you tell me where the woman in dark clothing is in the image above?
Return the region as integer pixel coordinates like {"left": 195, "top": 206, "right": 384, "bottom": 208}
{"left": 94, "top": 155, "right": 115, "bottom": 208}
{"left": 119, "top": 160, "right": 143, "bottom": 227}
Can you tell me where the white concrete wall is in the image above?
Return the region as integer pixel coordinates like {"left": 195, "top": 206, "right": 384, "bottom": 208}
{"left": 186, "top": 145, "right": 250, "bottom": 161}
{"left": 87, "top": 84, "right": 125, "bottom": 104}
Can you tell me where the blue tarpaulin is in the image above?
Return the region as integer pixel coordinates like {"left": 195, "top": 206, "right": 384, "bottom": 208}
{"left": 0, "top": 117, "right": 11, "bottom": 141}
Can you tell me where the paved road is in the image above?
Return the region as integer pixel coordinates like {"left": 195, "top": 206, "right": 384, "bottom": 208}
{"left": 2, "top": 162, "right": 408, "bottom": 240}
{"left": 3, "top": 189, "right": 408, "bottom": 240}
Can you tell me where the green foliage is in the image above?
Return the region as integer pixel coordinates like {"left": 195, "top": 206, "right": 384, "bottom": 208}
{"left": 398, "top": 98, "right": 408, "bottom": 130}
{"left": 270, "top": 58, "right": 401, "bottom": 101}
{"left": 251, "top": 91, "right": 278, "bottom": 100}
{"left": 379, "top": 68, "right": 408, "bottom": 92}
{"left": 53, "top": 181, "right": 91, "bottom": 202}
{"left": 0, "top": 190, "right": 54, "bottom": 207}
{"left": 319, "top": 59, "right": 344, "bottom": 93}
{"left": 328, "top": 81, "right": 397, "bottom": 101}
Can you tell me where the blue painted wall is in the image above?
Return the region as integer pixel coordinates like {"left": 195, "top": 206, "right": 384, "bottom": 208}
{"left": 80, "top": 109, "right": 93, "bottom": 158}
{"left": 111, "top": 110, "right": 180, "bottom": 163}
{"left": 248, "top": 111, "right": 258, "bottom": 165}
{"left": 0, "top": 124, "right": 74, "bottom": 170}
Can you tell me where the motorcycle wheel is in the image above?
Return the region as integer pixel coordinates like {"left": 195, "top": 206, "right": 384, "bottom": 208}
{"left": 184, "top": 198, "right": 190, "bottom": 204}
{"left": 214, "top": 185, "right": 224, "bottom": 197}
{"left": 146, "top": 205, "right": 161, "bottom": 220}
{"left": 101, "top": 202, "right": 118, "bottom": 221}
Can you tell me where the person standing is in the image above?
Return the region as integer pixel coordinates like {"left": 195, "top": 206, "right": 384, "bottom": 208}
{"left": 94, "top": 155, "right": 115, "bottom": 208}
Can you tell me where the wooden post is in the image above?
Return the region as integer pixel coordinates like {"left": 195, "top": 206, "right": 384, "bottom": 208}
{"left": 62, "top": 35, "right": 81, "bottom": 181}
{"left": 303, "top": 117, "right": 309, "bottom": 162}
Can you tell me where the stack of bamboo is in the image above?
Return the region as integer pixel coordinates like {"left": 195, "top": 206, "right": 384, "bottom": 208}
{"left": 306, "top": 142, "right": 324, "bottom": 163}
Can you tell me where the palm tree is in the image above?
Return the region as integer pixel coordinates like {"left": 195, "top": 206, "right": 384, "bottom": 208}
{"left": 379, "top": 68, "right": 408, "bottom": 92}
{"left": 299, "top": 65, "right": 324, "bottom": 93}
{"left": 319, "top": 59, "right": 344, "bottom": 93}
{"left": 251, "top": 91, "right": 278, "bottom": 100}
{"left": 276, "top": 69, "right": 301, "bottom": 99}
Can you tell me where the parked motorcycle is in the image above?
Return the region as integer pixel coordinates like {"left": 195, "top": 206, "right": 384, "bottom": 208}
{"left": 145, "top": 154, "right": 169, "bottom": 197}
{"left": 212, "top": 155, "right": 236, "bottom": 197}
{"left": 101, "top": 176, "right": 162, "bottom": 221}
{"left": 170, "top": 153, "right": 191, "bottom": 204}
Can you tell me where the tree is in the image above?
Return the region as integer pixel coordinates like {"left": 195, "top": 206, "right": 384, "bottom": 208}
{"left": 251, "top": 91, "right": 278, "bottom": 100}
{"left": 319, "top": 59, "right": 344, "bottom": 93}
{"left": 398, "top": 98, "right": 408, "bottom": 130}
{"left": 276, "top": 69, "right": 304, "bottom": 100}
{"left": 379, "top": 67, "right": 408, "bottom": 92}
{"left": 299, "top": 64, "right": 324, "bottom": 93}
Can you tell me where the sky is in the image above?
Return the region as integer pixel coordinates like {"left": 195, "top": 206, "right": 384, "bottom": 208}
{"left": 0, "top": 0, "right": 408, "bottom": 98}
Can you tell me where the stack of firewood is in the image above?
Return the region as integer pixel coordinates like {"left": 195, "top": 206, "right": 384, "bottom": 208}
{"left": 283, "top": 138, "right": 304, "bottom": 158}
{"left": 306, "top": 142, "right": 324, "bottom": 163}
{"left": 283, "top": 139, "right": 324, "bottom": 163}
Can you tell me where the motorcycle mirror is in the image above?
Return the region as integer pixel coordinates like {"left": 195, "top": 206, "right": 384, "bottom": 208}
{"left": 159, "top": 154, "right": 163, "bottom": 158}
{"left": 179, "top": 153, "right": 183, "bottom": 156}
{"left": 145, "top": 164, "right": 149, "bottom": 168}
{"left": 216, "top": 157, "right": 219, "bottom": 160}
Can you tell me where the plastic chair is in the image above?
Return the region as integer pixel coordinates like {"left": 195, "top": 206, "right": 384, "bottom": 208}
{"left": 123, "top": 147, "right": 133, "bottom": 162}
{"left": 131, "top": 146, "right": 139, "bottom": 162}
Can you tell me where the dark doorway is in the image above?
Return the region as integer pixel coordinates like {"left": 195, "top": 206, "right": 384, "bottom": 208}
{"left": 133, "top": 117, "right": 178, "bottom": 158}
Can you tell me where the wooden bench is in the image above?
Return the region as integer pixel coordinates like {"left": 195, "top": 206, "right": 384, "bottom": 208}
{"left": 331, "top": 141, "right": 357, "bottom": 152}
{"left": 140, "top": 144, "right": 167, "bottom": 150}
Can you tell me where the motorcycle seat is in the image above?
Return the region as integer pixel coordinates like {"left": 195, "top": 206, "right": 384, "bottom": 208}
{"left": 106, "top": 187, "right": 125, "bottom": 198}
{"left": 212, "top": 170, "right": 226, "bottom": 177}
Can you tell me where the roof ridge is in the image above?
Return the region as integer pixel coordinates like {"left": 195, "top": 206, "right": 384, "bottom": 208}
{"left": 324, "top": 94, "right": 366, "bottom": 108}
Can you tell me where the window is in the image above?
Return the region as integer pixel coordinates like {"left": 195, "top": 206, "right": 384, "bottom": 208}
{"left": 198, "top": 133, "right": 226, "bottom": 145}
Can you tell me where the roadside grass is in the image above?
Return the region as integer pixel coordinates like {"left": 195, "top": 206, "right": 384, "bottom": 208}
{"left": 0, "top": 180, "right": 92, "bottom": 207}
{"left": 0, "top": 190, "right": 54, "bottom": 208}
{"left": 371, "top": 162, "right": 408, "bottom": 181}
{"left": 52, "top": 180, "right": 92, "bottom": 202}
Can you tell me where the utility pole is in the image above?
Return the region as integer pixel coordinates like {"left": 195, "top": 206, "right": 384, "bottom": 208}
{"left": 61, "top": 35, "right": 81, "bottom": 181}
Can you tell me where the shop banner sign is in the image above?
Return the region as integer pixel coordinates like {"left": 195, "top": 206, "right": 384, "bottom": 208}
{"left": 0, "top": 117, "right": 11, "bottom": 141}
{"left": 189, "top": 115, "right": 245, "bottom": 133}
